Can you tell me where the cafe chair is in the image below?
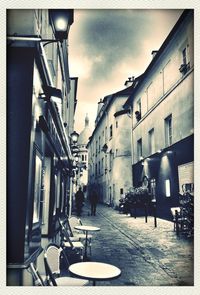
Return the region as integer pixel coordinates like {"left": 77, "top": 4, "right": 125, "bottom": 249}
{"left": 58, "top": 218, "right": 79, "bottom": 242}
{"left": 59, "top": 220, "right": 85, "bottom": 261}
{"left": 28, "top": 262, "right": 45, "bottom": 286}
{"left": 69, "top": 216, "right": 93, "bottom": 256}
{"left": 44, "top": 243, "right": 89, "bottom": 286}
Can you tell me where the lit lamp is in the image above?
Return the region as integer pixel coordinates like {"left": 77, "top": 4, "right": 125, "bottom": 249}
{"left": 49, "top": 9, "right": 74, "bottom": 42}
{"left": 71, "top": 131, "right": 79, "bottom": 145}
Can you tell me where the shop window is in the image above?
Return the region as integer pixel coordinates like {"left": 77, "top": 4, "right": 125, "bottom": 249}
{"left": 32, "top": 152, "right": 42, "bottom": 223}
{"left": 165, "top": 179, "right": 171, "bottom": 197}
{"left": 150, "top": 178, "right": 156, "bottom": 201}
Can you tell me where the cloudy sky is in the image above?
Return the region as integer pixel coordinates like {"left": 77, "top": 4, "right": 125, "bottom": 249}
{"left": 68, "top": 9, "right": 183, "bottom": 133}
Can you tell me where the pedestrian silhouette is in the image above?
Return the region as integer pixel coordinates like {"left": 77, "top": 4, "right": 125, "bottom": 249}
{"left": 89, "top": 187, "right": 99, "bottom": 216}
{"left": 75, "top": 187, "right": 84, "bottom": 216}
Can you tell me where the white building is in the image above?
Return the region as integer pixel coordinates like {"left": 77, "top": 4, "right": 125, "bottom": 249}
{"left": 124, "top": 9, "right": 194, "bottom": 219}
{"left": 87, "top": 80, "right": 138, "bottom": 207}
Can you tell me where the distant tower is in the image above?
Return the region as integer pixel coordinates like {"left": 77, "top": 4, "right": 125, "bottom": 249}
{"left": 76, "top": 114, "right": 92, "bottom": 189}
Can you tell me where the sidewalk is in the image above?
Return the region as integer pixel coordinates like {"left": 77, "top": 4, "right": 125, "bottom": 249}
{"left": 74, "top": 202, "right": 194, "bottom": 286}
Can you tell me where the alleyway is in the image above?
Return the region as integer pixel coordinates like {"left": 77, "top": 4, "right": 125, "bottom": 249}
{"left": 74, "top": 202, "right": 194, "bottom": 286}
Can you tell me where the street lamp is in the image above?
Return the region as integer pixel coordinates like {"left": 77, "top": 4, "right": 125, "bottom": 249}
{"left": 71, "top": 131, "right": 79, "bottom": 145}
{"left": 49, "top": 9, "right": 74, "bottom": 42}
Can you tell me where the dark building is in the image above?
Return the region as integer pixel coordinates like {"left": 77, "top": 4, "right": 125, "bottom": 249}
{"left": 7, "top": 9, "right": 77, "bottom": 285}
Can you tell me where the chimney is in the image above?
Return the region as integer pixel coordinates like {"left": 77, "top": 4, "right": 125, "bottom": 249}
{"left": 124, "top": 76, "right": 135, "bottom": 88}
{"left": 151, "top": 50, "right": 158, "bottom": 59}
{"left": 97, "top": 98, "right": 104, "bottom": 115}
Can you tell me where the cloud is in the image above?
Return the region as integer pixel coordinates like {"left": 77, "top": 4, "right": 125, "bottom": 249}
{"left": 75, "top": 9, "right": 152, "bottom": 80}
{"left": 68, "top": 9, "right": 183, "bottom": 132}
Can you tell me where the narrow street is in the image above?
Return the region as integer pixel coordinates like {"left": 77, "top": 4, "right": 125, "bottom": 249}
{"left": 77, "top": 202, "right": 193, "bottom": 286}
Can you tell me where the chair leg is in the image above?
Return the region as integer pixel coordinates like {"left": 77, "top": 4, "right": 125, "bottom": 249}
{"left": 89, "top": 238, "right": 92, "bottom": 256}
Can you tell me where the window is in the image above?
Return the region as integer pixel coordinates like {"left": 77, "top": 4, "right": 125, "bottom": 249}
{"left": 182, "top": 47, "right": 187, "bottom": 65}
{"left": 99, "top": 136, "right": 101, "bottom": 152}
{"left": 109, "top": 125, "right": 113, "bottom": 138}
{"left": 105, "top": 154, "right": 108, "bottom": 172}
{"left": 105, "top": 126, "right": 107, "bottom": 142}
{"left": 150, "top": 178, "right": 156, "bottom": 201}
{"left": 102, "top": 158, "right": 104, "bottom": 174}
{"left": 165, "top": 114, "right": 172, "bottom": 147}
{"left": 32, "top": 153, "right": 42, "bottom": 223}
{"left": 179, "top": 43, "right": 190, "bottom": 74}
{"left": 116, "top": 121, "right": 118, "bottom": 128}
{"left": 135, "top": 98, "right": 142, "bottom": 121}
{"left": 137, "top": 138, "right": 142, "bottom": 161}
{"left": 98, "top": 161, "right": 100, "bottom": 175}
{"left": 95, "top": 164, "right": 97, "bottom": 177}
{"left": 165, "top": 179, "right": 171, "bottom": 197}
{"left": 148, "top": 128, "right": 155, "bottom": 154}
{"left": 109, "top": 150, "right": 113, "bottom": 170}
{"left": 96, "top": 140, "right": 98, "bottom": 155}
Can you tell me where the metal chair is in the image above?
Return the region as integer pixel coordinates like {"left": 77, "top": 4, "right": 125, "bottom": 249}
{"left": 58, "top": 219, "right": 85, "bottom": 261}
{"left": 28, "top": 262, "right": 45, "bottom": 286}
{"left": 69, "top": 216, "right": 93, "bottom": 256}
{"left": 44, "top": 243, "right": 89, "bottom": 286}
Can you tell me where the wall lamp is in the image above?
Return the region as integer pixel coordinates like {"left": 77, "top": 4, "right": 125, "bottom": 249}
{"left": 101, "top": 144, "right": 108, "bottom": 154}
{"left": 49, "top": 9, "right": 74, "bottom": 43}
{"left": 71, "top": 131, "right": 79, "bottom": 145}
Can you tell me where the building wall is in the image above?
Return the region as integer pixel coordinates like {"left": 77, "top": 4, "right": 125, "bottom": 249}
{"left": 129, "top": 10, "right": 194, "bottom": 219}
{"left": 7, "top": 9, "right": 75, "bottom": 285}
{"left": 88, "top": 94, "right": 132, "bottom": 207}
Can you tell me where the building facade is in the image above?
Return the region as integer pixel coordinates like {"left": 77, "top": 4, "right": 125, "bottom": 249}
{"left": 87, "top": 83, "right": 137, "bottom": 207}
{"left": 75, "top": 114, "right": 92, "bottom": 191}
{"left": 7, "top": 9, "right": 77, "bottom": 285}
{"left": 124, "top": 9, "right": 194, "bottom": 219}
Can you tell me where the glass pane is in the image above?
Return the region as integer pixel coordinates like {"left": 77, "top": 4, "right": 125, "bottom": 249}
{"left": 33, "top": 154, "right": 42, "bottom": 223}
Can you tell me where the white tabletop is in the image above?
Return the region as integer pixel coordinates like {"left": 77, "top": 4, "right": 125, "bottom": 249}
{"left": 74, "top": 225, "right": 100, "bottom": 232}
{"left": 69, "top": 261, "right": 121, "bottom": 281}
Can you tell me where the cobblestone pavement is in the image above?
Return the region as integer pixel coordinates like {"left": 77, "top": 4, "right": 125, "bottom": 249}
{"left": 74, "top": 202, "right": 194, "bottom": 287}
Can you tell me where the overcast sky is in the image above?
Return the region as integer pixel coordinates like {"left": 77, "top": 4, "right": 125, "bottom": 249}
{"left": 68, "top": 9, "right": 183, "bottom": 134}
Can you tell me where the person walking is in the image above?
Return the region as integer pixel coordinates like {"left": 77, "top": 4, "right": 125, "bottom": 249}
{"left": 75, "top": 187, "right": 84, "bottom": 216}
{"left": 89, "top": 187, "right": 99, "bottom": 216}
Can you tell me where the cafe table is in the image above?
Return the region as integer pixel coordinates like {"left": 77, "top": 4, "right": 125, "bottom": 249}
{"left": 69, "top": 261, "right": 121, "bottom": 286}
{"left": 74, "top": 225, "right": 100, "bottom": 260}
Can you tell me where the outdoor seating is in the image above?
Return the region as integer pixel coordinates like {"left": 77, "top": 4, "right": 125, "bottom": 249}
{"left": 44, "top": 243, "right": 89, "bottom": 286}
{"left": 28, "top": 262, "right": 45, "bottom": 286}
{"left": 69, "top": 216, "right": 93, "bottom": 256}
{"left": 59, "top": 218, "right": 85, "bottom": 261}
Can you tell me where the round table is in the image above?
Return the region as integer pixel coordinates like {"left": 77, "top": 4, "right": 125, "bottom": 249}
{"left": 69, "top": 261, "right": 121, "bottom": 286}
{"left": 74, "top": 225, "right": 100, "bottom": 260}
